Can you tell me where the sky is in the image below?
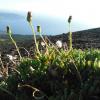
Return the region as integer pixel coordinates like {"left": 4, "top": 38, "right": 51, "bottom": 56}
{"left": 0, "top": 0, "right": 100, "bottom": 31}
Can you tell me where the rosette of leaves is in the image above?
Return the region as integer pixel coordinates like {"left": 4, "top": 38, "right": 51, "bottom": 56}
{"left": 17, "top": 56, "right": 49, "bottom": 84}
{"left": 70, "top": 49, "right": 86, "bottom": 70}
{"left": 85, "top": 49, "right": 100, "bottom": 66}
{"left": 17, "top": 58, "right": 37, "bottom": 82}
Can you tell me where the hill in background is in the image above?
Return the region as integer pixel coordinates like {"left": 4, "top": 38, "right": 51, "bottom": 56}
{"left": 49, "top": 28, "right": 100, "bottom": 49}
{"left": 0, "top": 27, "right": 100, "bottom": 53}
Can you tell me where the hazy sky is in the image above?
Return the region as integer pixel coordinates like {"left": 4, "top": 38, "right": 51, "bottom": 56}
{"left": 0, "top": 0, "right": 100, "bottom": 28}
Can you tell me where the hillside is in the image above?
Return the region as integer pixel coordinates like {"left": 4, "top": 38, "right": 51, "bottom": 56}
{"left": 49, "top": 28, "right": 100, "bottom": 49}
{"left": 0, "top": 27, "right": 100, "bottom": 53}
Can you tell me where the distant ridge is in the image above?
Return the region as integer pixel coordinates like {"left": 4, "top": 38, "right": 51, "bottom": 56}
{"left": 49, "top": 27, "right": 100, "bottom": 48}
{"left": 73, "top": 27, "right": 100, "bottom": 33}
{"left": 0, "top": 27, "right": 100, "bottom": 50}
{"left": 0, "top": 12, "right": 23, "bottom": 19}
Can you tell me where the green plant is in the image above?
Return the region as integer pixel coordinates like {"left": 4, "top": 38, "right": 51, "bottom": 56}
{"left": 0, "top": 11, "right": 100, "bottom": 100}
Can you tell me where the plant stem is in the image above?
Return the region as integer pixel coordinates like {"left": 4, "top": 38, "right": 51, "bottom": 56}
{"left": 9, "top": 35, "right": 22, "bottom": 61}
{"left": 29, "top": 22, "right": 41, "bottom": 56}
{"left": 69, "top": 23, "right": 72, "bottom": 50}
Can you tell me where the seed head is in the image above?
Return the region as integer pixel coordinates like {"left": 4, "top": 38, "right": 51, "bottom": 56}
{"left": 7, "top": 54, "right": 17, "bottom": 61}
{"left": 68, "top": 16, "right": 72, "bottom": 23}
{"left": 6, "top": 26, "right": 12, "bottom": 35}
{"left": 56, "top": 40, "right": 62, "bottom": 48}
{"left": 37, "top": 25, "right": 41, "bottom": 33}
{"left": 41, "top": 41, "right": 45, "bottom": 47}
{"left": 27, "top": 11, "right": 32, "bottom": 22}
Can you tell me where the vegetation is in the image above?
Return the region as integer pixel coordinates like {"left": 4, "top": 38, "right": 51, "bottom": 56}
{"left": 0, "top": 12, "right": 100, "bottom": 100}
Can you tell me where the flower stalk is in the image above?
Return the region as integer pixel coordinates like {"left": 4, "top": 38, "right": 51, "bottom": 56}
{"left": 6, "top": 26, "right": 22, "bottom": 61}
{"left": 27, "top": 12, "right": 40, "bottom": 56}
{"left": 37, "top": 26, "right": 48, "bottom": 45}
{"left": 68, "top": 16, "right": 72, "bottom": 50}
